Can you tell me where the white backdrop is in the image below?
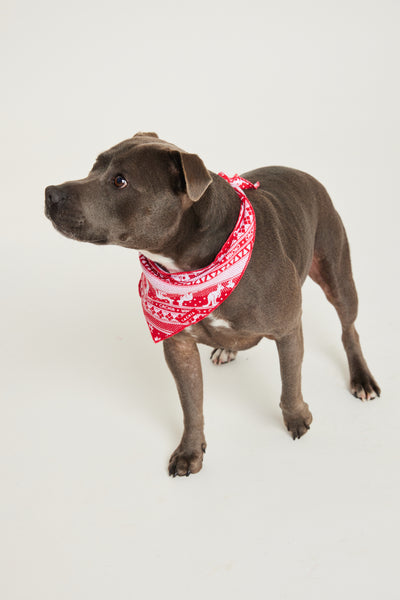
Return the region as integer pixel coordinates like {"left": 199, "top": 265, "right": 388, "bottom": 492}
{"left": 1, "top": 1, "right": 399, "bottom": 599}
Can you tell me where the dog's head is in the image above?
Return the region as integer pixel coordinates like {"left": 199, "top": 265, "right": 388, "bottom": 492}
{"left": 45, "top": 132, "right": 212, "bottom": 251}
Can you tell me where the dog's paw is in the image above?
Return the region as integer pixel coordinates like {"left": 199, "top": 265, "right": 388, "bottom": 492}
{"left": 281, "top": 403, "right": 313, "bottom": 440}
{"left": 210, "top": 348, "right": 237, "bottom": 366}
{"left": 168, "top": 442, "right": 206, "bottom": 477}
{"left": 351, "top": 375, "right": 381, "bottom": 401}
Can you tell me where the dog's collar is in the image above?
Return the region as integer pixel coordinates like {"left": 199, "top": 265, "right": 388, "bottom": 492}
{"left": 138, "top": 173, "right": 259, "bottom": 343}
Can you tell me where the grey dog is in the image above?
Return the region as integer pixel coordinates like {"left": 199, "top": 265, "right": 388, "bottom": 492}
{"left": 45, "top": 132, "right": 380, "bottom": 476}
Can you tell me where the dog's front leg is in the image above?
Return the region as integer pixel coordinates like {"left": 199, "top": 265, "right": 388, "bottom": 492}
{"left": 163, "top": 336, "right": 206, "bottom": 476}
{"left": 275, "top": 323, "right": 313, "bottom": 439}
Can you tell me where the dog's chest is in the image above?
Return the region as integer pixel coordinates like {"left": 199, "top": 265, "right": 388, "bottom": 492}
{"left": 183, "top": 311, "right": 262, "bottom": 351}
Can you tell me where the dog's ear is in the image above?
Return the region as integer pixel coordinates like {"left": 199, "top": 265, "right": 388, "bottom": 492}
{"left": 171, "top": 151, "right": 212, "bottom": 202}
{"left": 133, "top": 131, "right": 159, "bottom": 138}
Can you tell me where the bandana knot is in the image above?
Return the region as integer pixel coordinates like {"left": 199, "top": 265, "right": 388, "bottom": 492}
{"left": 138, "top": 173, "right": 259, "bottom": 342}
{"left": 218, "top": 172, "right": 260, "bottom": 192}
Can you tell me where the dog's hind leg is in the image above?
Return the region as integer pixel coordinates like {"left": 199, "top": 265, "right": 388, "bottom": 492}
{"left": 309, "top": 208, "right": 380, "bottom": 400}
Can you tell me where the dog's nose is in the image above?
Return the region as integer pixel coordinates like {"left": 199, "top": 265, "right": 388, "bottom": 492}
{"left": 45, "top": 185, "right": 65, "bottom": 208}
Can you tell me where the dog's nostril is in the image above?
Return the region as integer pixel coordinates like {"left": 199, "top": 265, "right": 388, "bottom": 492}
{"left": 45, "top": 185, "right": 64, "bottom": 207}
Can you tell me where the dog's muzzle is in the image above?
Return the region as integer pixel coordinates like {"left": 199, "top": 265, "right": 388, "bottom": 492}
{"left": 44, "top": 185, "right": 108, "bottom": 244}
{"left": 45, "top": 185, "right": 86, "bottom": 236}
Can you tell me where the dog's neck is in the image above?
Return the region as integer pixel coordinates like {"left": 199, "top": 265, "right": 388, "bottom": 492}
{"left": 142, "top": 173, "right": 242, "bottom": 272}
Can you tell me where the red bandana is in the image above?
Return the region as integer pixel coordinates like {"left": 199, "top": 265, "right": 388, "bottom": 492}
{"left": 138, "top": 173, "right": 259, "bottom": 343}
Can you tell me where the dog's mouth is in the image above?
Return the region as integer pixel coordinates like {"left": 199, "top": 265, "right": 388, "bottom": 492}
{"left": 90, "top": 238, "right": 108, "bottom": 245}
{"left": 47, "top": 213, "right": 108, "bottom": 245}
{"left": 57, "top": 226, "right": 108, "bottom": 245}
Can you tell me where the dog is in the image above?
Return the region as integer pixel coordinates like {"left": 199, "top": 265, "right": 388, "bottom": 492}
{"left": 45, "top": 132, "right": 380, "bottom": 476}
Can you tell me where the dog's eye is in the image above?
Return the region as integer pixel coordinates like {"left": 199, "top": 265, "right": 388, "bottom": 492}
{"left": 113, "top": 175, "right": 128, "bottom": 189}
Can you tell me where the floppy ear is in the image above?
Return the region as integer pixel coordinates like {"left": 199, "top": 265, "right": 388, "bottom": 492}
{"left": 133, "top": 131, "right": 159, "bottom": 138}
{"left": 174, "top": 151, "right": 212, "bottom": 202}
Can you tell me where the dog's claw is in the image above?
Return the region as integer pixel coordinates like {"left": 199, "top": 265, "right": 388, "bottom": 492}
{"left": 283, "top": 404, "right": 313, "bottom": 440}
{"left": 168, "top": 443, "right": 206, "bottom": 477}
{"left": 210, "top": 348, "right": 237, "bottom": 366}
{"left": 351, "top": 376, "right": 381, "bottom": 401}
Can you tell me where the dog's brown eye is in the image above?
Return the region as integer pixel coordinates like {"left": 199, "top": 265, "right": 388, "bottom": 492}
{"left": 113, "top": 175, "right": 128, "bottom": 189}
